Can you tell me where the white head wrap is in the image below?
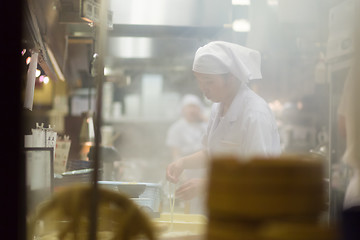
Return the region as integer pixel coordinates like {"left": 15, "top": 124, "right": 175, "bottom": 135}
{"left": 192, "top": 41, "right": 262, "bottom": 83}
{"left": 181, "top": 94, "right": 203, "bottom": 110}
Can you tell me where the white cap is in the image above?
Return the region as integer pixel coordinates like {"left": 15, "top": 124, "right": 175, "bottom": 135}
{"left": 192, "top": 41, "right": 262, "bottom": 83}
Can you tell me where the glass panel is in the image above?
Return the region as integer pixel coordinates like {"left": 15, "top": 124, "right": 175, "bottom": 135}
{"left": 21, "top": 0, "right": 360, "bottom": 239}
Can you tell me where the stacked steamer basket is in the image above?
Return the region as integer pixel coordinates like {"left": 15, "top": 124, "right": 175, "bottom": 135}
{"left": 206, "top": 155, "right": 338, "bottom": 240}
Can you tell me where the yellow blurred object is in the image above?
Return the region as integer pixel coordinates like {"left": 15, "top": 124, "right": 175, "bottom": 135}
{"left": 33, "top": 77, "right": 54, "bottom": 106}
{"left": 207, "top": 220, "right": 260, "bottom": 240}
{"left": 153, "top": 213, "right": 207, "bottom": 239}
{"left": 259, "top": 221, "right": 339, "bottom": 240}
{"left": 207, "top": 155, "right": 325, "bottom": 220}
{"left": 205, "top": 154, "right": 336, "bottom": 240}
{"left": 27, "top": 184, "right": 155, "bottom": 240}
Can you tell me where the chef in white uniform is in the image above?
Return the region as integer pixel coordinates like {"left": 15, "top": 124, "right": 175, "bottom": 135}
{"left": 166, "top": 41, "right": 281, "bottom": 202}
{"left": 166, "top": 94, "right": 207, "bottom": 159}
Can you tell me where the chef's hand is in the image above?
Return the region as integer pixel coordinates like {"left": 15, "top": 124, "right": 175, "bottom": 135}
{"left": 175, "top": 178, "right": 205, "bottom": 201}
{"left": 166, "top": 158, "right": 184, "bottom": 183}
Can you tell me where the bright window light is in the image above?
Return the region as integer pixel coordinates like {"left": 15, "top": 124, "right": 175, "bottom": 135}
{"left": 110, "top": 37, "right": 152, "bottom": 58}
{"left": 267, "top": 0, "right": 279, "bottom": 6}
{"left": 232, "top": 0, "right": 250, "bottom": 5}
{"left": 104, "top": 67, "right": 111, "bottom": 76}
{"left": 43, "top": 76, "right": 49, "bottom": 84}
{"left": 26, "top": 57, "right": 31, "bottom": 65}
{"left": 35, "top": 69, "right": 41, "bottom": 78}
{"left": 21, "top": 49, "right": 26, "bottom": 56}
{"left": 232, "top": 19, "right": 251, "bottom": 32}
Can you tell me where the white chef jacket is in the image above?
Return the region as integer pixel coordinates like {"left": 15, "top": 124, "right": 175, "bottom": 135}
{"left": 203, "top": 84, "right": 281, "bottom": 158}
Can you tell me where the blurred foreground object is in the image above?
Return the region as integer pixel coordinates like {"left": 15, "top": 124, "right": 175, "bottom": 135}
{"left": 153, "top": 213, "right": 207, "bottom": 240}
{"left": 206, "top": 155, "right": 338, "bottom": 240}
{"left": 338, "top": 0, "right": 360, "bottom": 237}
{"left": 27, "top": 184, "right": 155, "bottom": 240}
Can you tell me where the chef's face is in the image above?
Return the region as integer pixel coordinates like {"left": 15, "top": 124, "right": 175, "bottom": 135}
{"left": 183, "top": 104, "right": 202, "bottom": 122}
{"left": 193, "top": 72, "right": 229, "bottom": 102}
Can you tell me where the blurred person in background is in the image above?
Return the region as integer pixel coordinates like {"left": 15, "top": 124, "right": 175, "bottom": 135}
{"left": 166, "top": 41, "right": 281, "bottom": 205}
{"left": 165, "top": 94, "right": 208, "bottom": 213}
{"left": 166, "top": 94, "right": 207, "bottom": 160}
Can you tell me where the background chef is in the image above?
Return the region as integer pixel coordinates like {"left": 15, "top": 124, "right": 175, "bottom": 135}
{"left": 165, "top": 94, "right": 208, "bottom": 213}
{"left": 166, "top": 94, "right": 207, "bottom": 160}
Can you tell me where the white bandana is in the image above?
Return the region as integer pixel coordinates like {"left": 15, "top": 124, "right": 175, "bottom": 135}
{"left": 192, "top": 41, "right": 262, "bottom": 83}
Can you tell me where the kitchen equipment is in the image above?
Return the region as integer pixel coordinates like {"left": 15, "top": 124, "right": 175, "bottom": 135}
{"left": 139, "top": 182, "right": 162, "bottom": 214}
{"left": 66, "top": 159, "right": 92, "bottom": 171}
{"left": 28, "top": 185, "right": 155, "bottom": 240}
{"left": 98, "top": 181, "right": 146, "bottom": 198}
{"left": 56, "top": 168, "right": 96, "bottom": 186}
{"left": 98, "top": 181, "right": 162, "bottom": 217}
{"left": 54, "top": 136, "right": 71, "bottom": 174}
